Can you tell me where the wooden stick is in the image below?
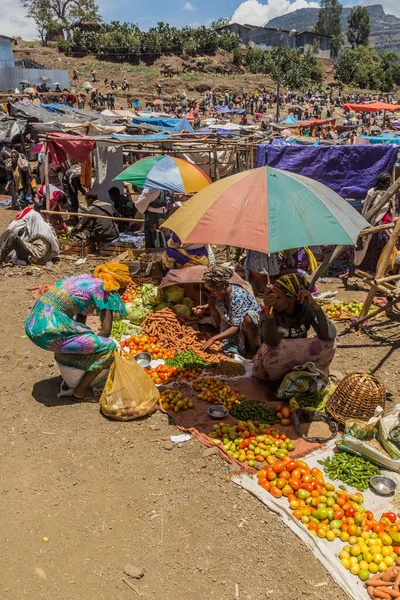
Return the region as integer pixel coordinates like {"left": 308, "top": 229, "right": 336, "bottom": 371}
{"left": 376, "top": 274, "right": 400, "bottom": 284}
{"left": 359, "top": 218, "right": 400, "bottom": 319}
{"left": 359, "top": 222, "right": 397, "bottom": 237}
{"left": 364, "top": 177, "right": 400, "bottom": 222}
{"left": 309, "top": 245, "right": 345, "bottom": 287}
{"left": 40, "top": 209, "right": 143, "bottom": 223}
{"left": 353, "top": 293, "right": 400, "bottom": 329}
{"left": 44, "top": 142, "right": 50, "bottom": 211}
{"left": 212, "top": 147, "right": 220, "bottom": 181}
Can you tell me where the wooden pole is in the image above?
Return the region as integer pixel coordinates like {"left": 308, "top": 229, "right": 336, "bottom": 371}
{"left": 364, "top": 177, "right": 400, "bottom": 222}
{"left": 44, "top": 142, "right": 50, "bottom": 211}
{"left": 358, "top": 216, "right": 400, "bottom": 319}
{"left": 40, "top": 209, "right": 143, "bottom": 223}
{"left": 309, "top": 245, "right": 345, "bottom": 287}
{"left": 353, "top": 292, "right": 400, "bottom": 329}
{"left": 212, "top": 147, "right": 220, "bottom": 181}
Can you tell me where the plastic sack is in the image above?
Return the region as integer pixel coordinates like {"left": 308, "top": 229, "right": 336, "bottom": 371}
{"left": 100, "top": 351, "right": 159, "bottom": 421}
{"left": 277, "top": 362, "right": 329, "bottom": 399}
{"left": 289, "top": 383, "right": 335, "bottom": 412}
{"left": 378, "top": 403, "right": 400, "bottom": 460}
{"left": 344, "top": 406, "right": 384, "bottom": 441}
{"left": 337, "top": 435, "right": 400, "bottom": 472}
{"left": 292, "top": 409, "right": 338, "bottom": 444}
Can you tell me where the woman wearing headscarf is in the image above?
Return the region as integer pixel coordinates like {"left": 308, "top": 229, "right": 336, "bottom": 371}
{"left": 37, "top": 184, "right": 69, "bottom": 231}
{"left": 253, "top": 272, "right": 336, "bottom": 383}
{"left": 202, "top": 265, "right": 260, "bottom": 357}
{"left": 25, "top": 263, "right": 131, "bottom": 401}
{"left": 0, "top": 207, "right": 59, "bottom": 266}
{"left": 354, "top": 172, "right": 398, "bottom": 275}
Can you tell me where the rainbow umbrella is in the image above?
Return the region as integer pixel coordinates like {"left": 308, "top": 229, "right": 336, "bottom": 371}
{"left": 163, "top": 166, "right": 369, "bottom": 253}
{"left": 114, "top": 156, "right": 211, "bottom": 194}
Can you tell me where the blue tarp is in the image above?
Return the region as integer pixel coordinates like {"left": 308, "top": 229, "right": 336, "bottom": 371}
{"left": 132, "top": 117, "right": 180, "bottom": 128}
{"left": 214, "top": 105, "right": 247, "bottom": 115}
{"left": 107, "top": 132, "right": 171, "bottom": 141}
{"left": 132, "top": 116, "right": 194, "bottom": 133}
{"left": 280, "top": 115, "right": 298, "bottom": 125}
{"left": 169, "top": 116, "right": 194, "bottom": 133}
{"left": 257, "top": 142, "right": 399, "bottom": 199}
{"left": 359, "top": 135, "right": 400, "bottom": 145}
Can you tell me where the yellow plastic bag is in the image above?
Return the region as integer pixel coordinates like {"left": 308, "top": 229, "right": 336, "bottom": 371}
{"left": 100, "top": 351, "right": 159, "bottom": 421}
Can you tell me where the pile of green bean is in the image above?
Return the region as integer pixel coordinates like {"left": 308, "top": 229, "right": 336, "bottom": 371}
{"left": 318, "top": 451, "right": 379, "bottom": 491}
{"left": 294, "top": 392, "right": 324, "bottom": 408}
{"left": 230, "top": 400, "right": 277, "bottom": 425}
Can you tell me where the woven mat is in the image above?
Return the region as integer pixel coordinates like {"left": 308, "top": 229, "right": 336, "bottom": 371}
{"left": 161, "top": 377, "right": 324, "bottom": 473}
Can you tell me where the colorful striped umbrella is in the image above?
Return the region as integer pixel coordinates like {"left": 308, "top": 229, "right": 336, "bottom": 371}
{"left": 114, "top": 156, "right": 211, "bottom": 194}
{"left": 163, "top": 166, "right": 369, "bottom": 254}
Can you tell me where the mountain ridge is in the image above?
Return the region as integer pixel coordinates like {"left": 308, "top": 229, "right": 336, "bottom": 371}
{"left": 266, "top": 4, "right": 400, "bottom": 53}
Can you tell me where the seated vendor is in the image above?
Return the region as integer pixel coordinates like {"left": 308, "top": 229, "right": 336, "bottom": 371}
{"left": 253, "top": 272, "right": 336, "bottom": 383}
{"left": 162, "top": 232, "right": 211, "bottom": 271}
{"left": 201, "top": 264, "right": 260, "bottom": 357}
{"left": 0, "top": 207, "right": 59, "bottom": 266}
{"left": 72, "top": 191, "right": 119, "bottom": 248}
{"left": 25, "top": 263, "right": 131, "bottom": 401}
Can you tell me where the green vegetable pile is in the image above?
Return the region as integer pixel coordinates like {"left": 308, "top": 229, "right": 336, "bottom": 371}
{"left": 230, "top": 400, "right": 277, "bottom": 425}
{"left": 318, "top": 451, "right": 379, "bottom": 491}
{"left": 111, "top": 321, "right": 139, "bottom": 341}
{"left": 293, "top": 392, "right": 324, "bottom": 408}
{"left": 165, "top": 350, "right": 211, "bottom": 369}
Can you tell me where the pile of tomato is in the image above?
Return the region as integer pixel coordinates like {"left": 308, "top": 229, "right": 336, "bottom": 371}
{"left": 193, "top": 378, "right": 246, "bottom": 410}
{"left": 145, "top": 365, "right": 204, "bottom": 385}
{"left": 255, "top": 454, "right": 400, "bottom": 582}
{"left": 121, "top": 282, "right": 138, "bottom": 303}
{"left": 120, "top": 334, "right": 175, "bottom": 360}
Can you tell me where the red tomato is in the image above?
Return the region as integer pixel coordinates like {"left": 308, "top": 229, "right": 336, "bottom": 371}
{"left": 346, "top": 508, "right": 355, "bottom": 518}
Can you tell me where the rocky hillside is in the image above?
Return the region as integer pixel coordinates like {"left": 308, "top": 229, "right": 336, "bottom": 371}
{"left": 267, "top": 4, "right": 400, "bottom": 53}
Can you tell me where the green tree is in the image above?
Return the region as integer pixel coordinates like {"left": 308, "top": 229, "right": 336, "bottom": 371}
{"left": 314, "top": 0, "right": 344, "bottom": 59}
{"left": 211, "top": 18, "right": 230, "bottom": 29}
{"left": 347, "top": 6, "right": 370, "bottom": 48}
{"left": 23, "top": 0, "right": 100, "bottom": 39}
{"left": 335, "top": 45, "right": 383, "bottom": 88}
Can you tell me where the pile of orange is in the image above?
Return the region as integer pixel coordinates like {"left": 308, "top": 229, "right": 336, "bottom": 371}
{"left": 120, "top": 334, "right": 175, "bottom": 360}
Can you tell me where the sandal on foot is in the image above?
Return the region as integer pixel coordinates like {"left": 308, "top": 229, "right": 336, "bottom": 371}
{"left": 71, "top": 393, "right": 100, "bottom": 403}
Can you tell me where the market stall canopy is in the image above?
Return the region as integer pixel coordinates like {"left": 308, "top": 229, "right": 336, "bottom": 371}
{"left": 214, "top": 105, "right": 247, "bottom": 115}
{"left": 163, "top": 166, "right": 369, "bottom": 254}
{"left": 343, "top": 102, "right": 400, "bottom": 113}
{"left": 114, "top": 155, "right": 211, "bottom": 194}
{"left": 159, "top": 266, "right": 246, "bottom": 289}
{"left": 296, "top": 118, "right": 336, "bottom": 127}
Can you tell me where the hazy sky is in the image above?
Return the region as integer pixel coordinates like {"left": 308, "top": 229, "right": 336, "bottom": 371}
{"left": 2, "top": 0, "right": 399, "bottom": 41}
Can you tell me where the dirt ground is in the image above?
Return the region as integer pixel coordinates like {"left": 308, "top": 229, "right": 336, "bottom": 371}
{"left": 0, "top": 205, "right": 399, "bottom": 600}
{"left": 11, "top": 42, "right": 335, "bottom": 107}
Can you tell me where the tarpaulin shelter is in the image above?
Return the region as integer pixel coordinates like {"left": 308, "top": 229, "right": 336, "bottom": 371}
{"left": 296, "top": 118, "right": 335, "bottom": 127}
{"left": 359, "top": 134, "right": 400, "bottom": 145}
{"left": 256, "top": 142, "right": 398, "bottom": 199}
{"left": 47, "top": 132, "right": 95, "bottom": 165}
{"left": 343, "top": 102, "right": 400, "bottom": 113}
{"left": 281, "top": 114, "right": 298, "bottom": 125}
{"left": 214, "top": 105, "right": 247, "bottom": 115}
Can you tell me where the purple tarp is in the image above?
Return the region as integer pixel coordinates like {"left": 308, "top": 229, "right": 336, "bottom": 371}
{"left": 214, "top": 105, "right": 247, "bottom": 115}
{"left": 257, "top": 142, "right": 399, "bottom": 199}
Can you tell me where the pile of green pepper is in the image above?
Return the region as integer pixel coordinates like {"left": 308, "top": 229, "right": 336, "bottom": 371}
{"left": 165, "top": 350, "right": 211, "bottom": 370}
{"left": 318, "top": 451, "right": 379, "bottom": 491}
{"left": 230, "top": 400, "right": 277, "bottom": 425}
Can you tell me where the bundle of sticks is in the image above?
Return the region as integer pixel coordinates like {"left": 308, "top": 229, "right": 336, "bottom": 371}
{"left": 142, "top": 308, "right": 222, "bottom": 362}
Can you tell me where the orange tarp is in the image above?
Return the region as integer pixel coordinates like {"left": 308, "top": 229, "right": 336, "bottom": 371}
{"left": 343, "top": 102, "right": 400, "bottom": 113}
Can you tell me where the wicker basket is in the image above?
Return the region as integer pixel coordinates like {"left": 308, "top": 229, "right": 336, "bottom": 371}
{"left": 326, "top": 372, "right": 386, "bottom": 427}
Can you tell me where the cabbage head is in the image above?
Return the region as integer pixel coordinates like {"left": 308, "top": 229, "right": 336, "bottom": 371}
{"left": 141, "top": 284, "right": 162, "bottom": 307}
{"left": 163, "top": 285, "right": 184, "bottom": 304}
{"left": 154, "top": 302, "right": 173, "bottom": 312}
{"left": 128, "top": 307, "right": 151, "bottom": 325}
{"left": 174, "top": 304, "right": 192, "bottom": 317}
{"left": 182, "top": 297, "right": 194, "bottom": 309}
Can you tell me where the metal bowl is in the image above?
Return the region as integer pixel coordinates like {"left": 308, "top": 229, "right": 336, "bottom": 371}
{"left": 370, "top": 475, "right": 397, "bottom": 496}
{"left": 208, "top": 405, "right": 229, "bottom": 419}
{"left": 133, "top": 352, "right": 152, "bottom": 368}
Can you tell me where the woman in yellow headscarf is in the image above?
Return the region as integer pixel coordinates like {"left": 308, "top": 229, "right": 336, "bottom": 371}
{"left": 25, "top": 263, "right": 131, "bottom": 401}
{"left": 253, "top": 272, "right": 337, "bottom": 384}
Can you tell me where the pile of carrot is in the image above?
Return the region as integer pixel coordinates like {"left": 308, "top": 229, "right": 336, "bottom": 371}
{"left": 367, "top": 558, "right": 400, "bottom": 599}
{"left": 142, "top": 308, "right": 222, "bottom": 362}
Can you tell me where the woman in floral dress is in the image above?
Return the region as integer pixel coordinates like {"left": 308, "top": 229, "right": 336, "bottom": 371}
{"left": 25, "top": 263, "right": 131, "bottom": 400}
